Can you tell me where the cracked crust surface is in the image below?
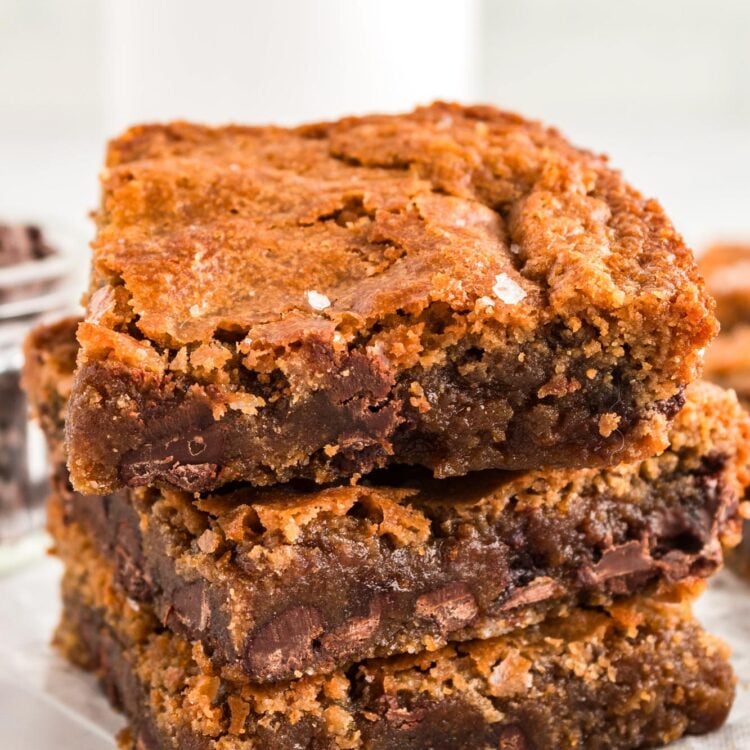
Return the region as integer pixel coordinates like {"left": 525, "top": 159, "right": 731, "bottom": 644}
{"left": 55, "top": 526, "right": 734, "bottom": 750}
{"left": 66, "top": 103, "right": 716, "bottom": 494}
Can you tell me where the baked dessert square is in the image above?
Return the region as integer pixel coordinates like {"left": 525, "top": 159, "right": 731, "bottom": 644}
{"left": 701, "top": 243, "right": 750, "bottom": 403}
{"left": 700, "top": 243, "right": 750, "bottom": 333}
{"left": 66, "top": 103, "right": 716, "bottom": 494}
{"left": 53, "top": 513, "right": 735, "bottom": 750}
{"left": 31, "top": 319, "right": 749, "bottom": 682}
{"left": 700, "top": 243, "right": 750, "bottom": 576}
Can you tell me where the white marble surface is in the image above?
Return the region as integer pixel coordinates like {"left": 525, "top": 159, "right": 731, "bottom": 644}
{"left": 0, "top": 553, "right": 748, "bottom": 748}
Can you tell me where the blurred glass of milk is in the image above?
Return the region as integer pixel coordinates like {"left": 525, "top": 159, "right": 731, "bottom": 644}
{"left": 103, "top": 0, "right": 479, "bottom": 129}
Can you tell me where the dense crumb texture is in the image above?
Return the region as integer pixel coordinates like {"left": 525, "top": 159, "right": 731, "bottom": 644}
{"left": 66, "top": 102, "right": 716, "bottom": 494}
{"left": 42, "top": 322, "right": 750, "bottom": 682}
{"left": 54, "top": 530, "right": 734, "bottom": 750}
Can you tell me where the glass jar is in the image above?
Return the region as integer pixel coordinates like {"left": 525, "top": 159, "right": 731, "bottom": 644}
{"left": 0, "top": 222, "right": 82, "bottom": 569}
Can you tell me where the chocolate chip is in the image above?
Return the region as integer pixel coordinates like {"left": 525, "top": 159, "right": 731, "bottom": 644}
{"left": 327, "top": 351, "right": 394, "bottom": 405}
{"left": 588, "top": 541, "right": 654, "bottom": 581}
{"left": 170, "top": 581, "right": 210, "bottom": 631}
{"left": 321, "top": 606, "right": 380, "bottom": 655}
{"left": 122, "top": 456, "right": 219, "bottom": 493}
{"left": 653, "top": 388, "right": 686, "bottom": 419}
{"left": 121, "top": 398, "right": 226, "bottom": 491}
{"left": 499, "top": 576, "right": 563, "bottom": 611}
{"left": 320, "top": 601, "right": 381, "bottom": 657}
{"left": 165, "top": 462, "right": 219, "bottom": 492}
{"left": 113, "top": 513, "right": 151, "bottom": 600}
{"left": 122, "top": 457, "right": 177, "bottom": 487}
{"left": 415, "top": 582, "right": 478, "bottom": 632}
{"left": 246, "top": 605, "right": 324, "bottom": 679}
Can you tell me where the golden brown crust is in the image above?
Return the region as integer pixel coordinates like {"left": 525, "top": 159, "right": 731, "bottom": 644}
{"left": 92, "top": 105, "right": 711, "bottom": 353}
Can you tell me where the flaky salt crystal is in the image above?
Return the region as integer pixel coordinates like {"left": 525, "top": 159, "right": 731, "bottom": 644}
{"left": 492, "top": 273, "right": 526, "bottom": 304}
{"left": 306, "top": 290, "right": 331, "bottom": 310}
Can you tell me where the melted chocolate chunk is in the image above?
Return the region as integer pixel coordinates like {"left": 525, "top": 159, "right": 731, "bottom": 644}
{"left": 246, "top": 606, "right": 325, "bottom": 678}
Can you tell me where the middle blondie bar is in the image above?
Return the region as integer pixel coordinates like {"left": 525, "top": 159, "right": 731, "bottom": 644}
{"left": 27, "top": 319, "right": 749, "bottom": 682}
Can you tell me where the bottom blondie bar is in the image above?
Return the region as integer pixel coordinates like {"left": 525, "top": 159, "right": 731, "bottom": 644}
{"left": 52, "top": 489, "right": 734, "bottom": 750}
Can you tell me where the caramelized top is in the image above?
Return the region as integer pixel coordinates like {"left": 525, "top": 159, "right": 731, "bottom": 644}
{"left": 87, "top": 102, "right": 714, "bottom": 377}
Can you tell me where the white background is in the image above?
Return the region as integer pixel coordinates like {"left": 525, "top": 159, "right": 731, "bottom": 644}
{"left": 1, "top": 0, "right": 748, "bottom": 255}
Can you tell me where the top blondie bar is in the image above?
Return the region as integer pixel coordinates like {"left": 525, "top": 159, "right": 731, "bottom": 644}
{"left": 67, "top": 103, "right": 716, "bottom": 494}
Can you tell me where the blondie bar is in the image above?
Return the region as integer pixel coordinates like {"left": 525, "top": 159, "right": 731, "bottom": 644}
{"left": 700, "top": 244, "right": 750, "bottom": 575}
{"left": 701, "top": 244, "right": 750, "bottom": 404}
{"left": 32, "top": 318, "right": 749, "bottom": 681}
{"left": 54, "top": 516, "right": 734, "bottom": 750}
{"left": 36, "top": 317, "right": 747, "bottom": 681}
{"left": 66, "top": 103, "right": 716, "bottom": 494}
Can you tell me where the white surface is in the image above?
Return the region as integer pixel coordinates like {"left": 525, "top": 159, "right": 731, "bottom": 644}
{"left": 0, "top": 555, "right": 749, "bottom": 748}
{"left": 0, "top": 556, "right": 120, "bottom": 748}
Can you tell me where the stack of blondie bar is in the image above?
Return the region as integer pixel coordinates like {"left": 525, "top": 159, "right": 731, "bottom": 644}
{"left": 23, "top": 104, "right": 750, "bottom": 748}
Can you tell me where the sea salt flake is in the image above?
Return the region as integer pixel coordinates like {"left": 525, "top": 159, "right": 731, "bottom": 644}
{"left": 306, "top": 290, "right": 331, "bottom": 311}
{"left": 492, "top": 273, "right": 527, "bottom": 304}
{"left": 189, "top": 304, "right": 202, "bottom": 317}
